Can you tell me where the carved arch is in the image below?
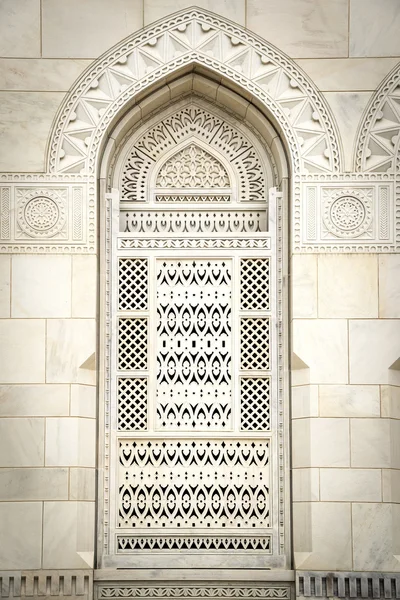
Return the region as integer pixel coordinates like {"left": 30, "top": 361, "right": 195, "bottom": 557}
{"left": 355, "top": 61, "right": 400, "bottom": 172}
{"left": 47, "top": 7, "right": 342, "bottom": 175}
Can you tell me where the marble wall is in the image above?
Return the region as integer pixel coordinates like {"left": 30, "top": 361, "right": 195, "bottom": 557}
{"left": 0, "top": 0, "right": 399, "bottom": 587}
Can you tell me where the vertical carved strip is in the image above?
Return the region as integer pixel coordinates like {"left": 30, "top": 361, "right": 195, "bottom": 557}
{"left": 378, "top": 185, "right": 389, "bottom": 240}
{"left": 396, "top": 181, "right": 400, "bottom": 248}
{"left": 0, "top": 187, "right": 11, "bottom": 240}
{"left": 306, "top": 186, "right": 317, "bottom": 240}
{"left": 72, "top": 187, "right": 83, "bottom": 240}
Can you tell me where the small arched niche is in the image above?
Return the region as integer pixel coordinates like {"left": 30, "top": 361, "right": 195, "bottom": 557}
{"left": 97, "top": 72, "right": 290, "bottom": 574}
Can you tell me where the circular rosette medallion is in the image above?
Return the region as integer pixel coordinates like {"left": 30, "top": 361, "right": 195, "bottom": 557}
{"left": 323, "top": 190, "right": 373, "bottom": 238}
{"left": 17, "top": 190, "right": 67, "bottom": 238}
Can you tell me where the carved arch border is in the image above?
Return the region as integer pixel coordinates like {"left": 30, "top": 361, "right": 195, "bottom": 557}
{"left": 355, "top": 61, "right": 400, "bottom": 173}
{"left": 46, "top": 7, "right": 343, "bottom": 176}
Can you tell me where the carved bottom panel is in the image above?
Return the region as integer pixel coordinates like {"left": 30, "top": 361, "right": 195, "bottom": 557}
{"left": 0, "top": 570, "right": 92, "bottom": 599}
{"left": 94, "top": 584, "right": 293, "bottom": 600}
{"left": 297, "top": 572, "right": 400, "bottom": 599}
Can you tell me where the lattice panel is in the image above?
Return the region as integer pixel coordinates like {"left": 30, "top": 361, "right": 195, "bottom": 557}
{"left": 156, "top": 260, "right": 232, "bottom": 430}
{"left": 118, "top": 440, "right": 270, "bottom": 528}
{"left": 118, "top": 258, "right": 148, "bottom": 310}
{"left": 240, "top": 258, "right": 270, "bottom": 310}
{"left": 240, "top": 318, "right": 270, "bottom": 370}
{"left": 117, "top": 536, "right": 271, "bottom": 552}
{"left": 240, "top": 377, "right": 271, "bottom": 431}
{"left": 117, "top": 378, "right": 148, "bottom": 431}
{"left": 121, "top": 211, "right": 266, "bottom": 234}
{"left": 118, "top": 318, "right": 148, "bottom": 371}
{"left": 156, "top": 144, "right": 230, "bottom": 188}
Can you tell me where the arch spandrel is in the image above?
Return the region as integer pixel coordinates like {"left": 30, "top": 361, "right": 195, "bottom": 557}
{"left": 46, "top": 7, "right": 343, "bottom": 176}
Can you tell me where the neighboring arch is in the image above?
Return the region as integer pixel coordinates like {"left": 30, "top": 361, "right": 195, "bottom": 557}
{"left": 355, "top": 61, "right": 400, "bottom": 172}
{"left": 46, "top": 7, "right": 342, "bottom": 175}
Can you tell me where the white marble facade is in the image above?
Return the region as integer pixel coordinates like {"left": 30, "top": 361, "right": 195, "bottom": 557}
{"left": 0, "top": 1, "right": 400, "bottom": 600}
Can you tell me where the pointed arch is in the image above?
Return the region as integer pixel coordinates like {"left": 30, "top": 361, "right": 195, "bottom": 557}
{"left": 46, "top": 7, "right": 342, "bottom": 175}
{"left": 355, "top": 61, "right": 400, "bottom": 172}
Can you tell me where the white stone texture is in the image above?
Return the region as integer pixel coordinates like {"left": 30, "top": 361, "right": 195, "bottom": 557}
{"left": 320, "top": 468, "right": 382, "bottom": 502}
{"left": 0, "top": 384, "right": 69, "bottom": 416}
{"left": 0, "top": 502, "right": 42, "bottom": 569}
{"left": 69, "top": 468, "right": 96, "bottom": 501}
{"left": 144, "top": 0, "right": 245, "bottom": 26}
{"left": 292, "top": 468, "right": 320, "bottom": 501}
{"left": 42, "top": 0, "right": 143, "bottom": 58}
{"left": 383, "top": 469, "right": 400, "bottom": 503}
{"left": 349, "top": 320, "right": 400, "bottom": 385}
{"left": 291, "top": 254, "right": 317, "bottom": 318}
{"left": 0, "top": 255, "right": 10, "bottom": 317}
{"left": 246, "top": 0, "right": 348, "bottom": 59}
{"left": 0, "top": 92, "right": 64, "bottom": 172}
{"left": 291, "top": 385, "right": 319, "bottom": 419}
{"left": 43, "top": 501, "right": 95, "bottom": 568}
{"left": 0, "top": 59, "right": 92, "bottom": 91}
{"left": 350, "top": 0, "right": 400, "bottom": 57}
{"left": 352, "top": 503, "right": 400, "bottom": 571}
{"left": 0, "top": 467, "right": 68, "bottom": 500}
{"left": 46, "top": 319, "right": 96, "bottom": 383}
{"left": 0, "top": 418, "right": 44, "bottom": 467}
{"left": 318, "top": 254, "right": 378, "bottom": 318}
{"left": 295, "top": 58, "right": 400, "bottom": 92}
{"left": 12, "top": 255, "right": 71, "bottom": 318}
{"left": 323, "top": 92, "right": 373, "bottom": 172}
{"left": 379, "top": 255, "right": 400, "bottom": 318}
{"left": 293, "top": 502, "right": 352, "bottom": 570}
{"left": 72, "top": 255, "right": 97, "bottom": 318}
{"left": 45, "top": 417, "right": 96, "bottom": 467}
{"left": 0, "top": 0, "right": 40, "bottom": 58}
{"left": 351, "top": 418, "right": 392, "bottom": 468}
{"left": 381, "top": 385, "right": 400, "bottom": 419}
{"left": 70, "top": 384, "right": 96, "bottom": 419}
{"left": 292, "top": 418, "right": 350, "bottom": 468}
{"left": 0, "top": 320, "right": 45, "bottom": 383}
{"left": 319, "top": 385, "right": 380, "bottom": 418}
{"left": 293, "top": 319, "right": 348, "bottom": 384}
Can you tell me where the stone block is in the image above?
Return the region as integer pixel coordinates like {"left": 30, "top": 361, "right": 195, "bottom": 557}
{"left": 351, "top": 418, "right": 391, "bottom": 468}
{"left": 45, "top": 417, "right": 95, "bottom": 467}
{"left": 295, "top": 57, "right": 400, "bottom": 92}
{"left": 246, "top": 0, "right": 348, "bottom": 59}
{"left": 0, "top": 384, "right": 69, "bottom": 416}
{"left": 349, "top": 320, "right": 400, "bottom": 384}
{"left": 293, "top": 319, "right": 348, "bottom": 384}
{"left": 291, "top": 385, "right": 319, "bottom": 419}
{"left": 0, "top": 320, "right": 45, "bottom": 383}
{"left": 70, "top": 384, "right": 96, "bottom": 418}
{"left": 320, "top": 468, "right": 382, "bottom": 502}
{"left": 350, "top": 0, "right": 400, "bottom": 57}
{"left": 319, "top": 385, "right": 380, "bottom": 417}
{"left": 379, "top": 255, "right": 400, "bottom": 318}
{"left": 0, "top": 58, "right": 91, "bottom": 91}
{"left": 292, "top": 417, "right": 350, "bottom": 468}
{"left": 352, "top": 503, "right": 400, "bottom": 571}
{"left": 12, "top": 255, "right": 71, "bottom": 318}
{"left": 291, "top": 254, "right": 317, "bottom": 318}
{"left": 0, "top": 0, "right": 40, "bottom": 58}
{"left": 0, "top": 467, "right": 68, "bottom": 500}
{"left": 72, "top": 255, "right": 97, "bottom": 318}
{"left": 323, "top": 92, "right": 373, "bottom": 172}
{"left": 43, "top": 501, "right": 95, "bottom": 568}
{"left": 0, "top": 255, "right": 10, "bottom": 317}
{"left": 70, "top": 468, "right": 96, "bottom": 501}
{"left": 318, "top": 254, "right": 378, "bottom": 318}
{"left": 381, "top": 385, "right": 400, "bottom": 419}
{"left": 0, "top": 92, "right": 64, "bottom": 172}
{"left": 292, "top": 468, "right": 319, "bottom": 501}
{"left": 144, "top": 0, "right": 245, "bottom": 26}
{"left": 0, "top": 502, "right": 42, "bottom": 569}
{"left": 46, "top": 319, "right": 96, "bottom": 383}
{"left": 42, "top": 0, "right": 143, "bottom": 58}
{"left": 293, "top": 502, "right": 352, "bottom": 570}
{"left": 383, "top": 469, "right": 400, "bottom": 503}
{"left": 0, "top": 418, "right": 44, "bottom": 467}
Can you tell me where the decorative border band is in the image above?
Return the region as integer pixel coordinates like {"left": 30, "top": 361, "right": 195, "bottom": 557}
{"left": 297, "top": 572, "right": 400, "bottom": 599}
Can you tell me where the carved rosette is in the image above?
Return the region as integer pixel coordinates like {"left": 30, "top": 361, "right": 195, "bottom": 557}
{"left": 16, "top": 188, "right": 67, "bottom": 239}
{"left": 322, "top": 188, "right": 373, "bottom": 239}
